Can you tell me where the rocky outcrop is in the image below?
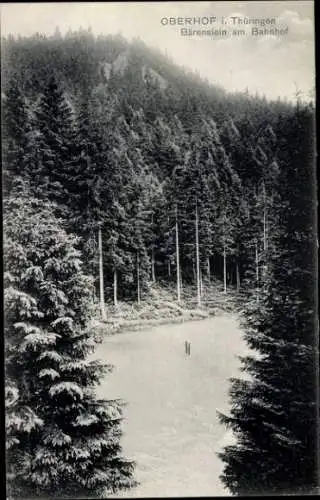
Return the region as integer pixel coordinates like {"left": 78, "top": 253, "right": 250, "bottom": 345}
{"left": 99, "top": 51, "right": 168, "bottom": 91}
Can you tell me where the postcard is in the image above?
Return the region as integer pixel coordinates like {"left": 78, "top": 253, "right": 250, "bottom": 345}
{"left": 2, "top": 2, "right": 317, "bottom": 498}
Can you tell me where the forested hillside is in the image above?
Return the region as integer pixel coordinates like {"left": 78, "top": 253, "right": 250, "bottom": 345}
{"left": 3, "top": 29, "right": 317, "bottom": 497}
{"left": 2, "top": 30, "right": 298, "bottom": 304}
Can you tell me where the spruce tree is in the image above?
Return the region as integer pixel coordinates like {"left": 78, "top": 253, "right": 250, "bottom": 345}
{"left": 35, "top": 75, "right": 76, "bottom": 211}
{"left": 5, "top": 195, "right": 136, "bottom": 498}
{"left": 2, "top": 79, "right": 33, "bottom": 195}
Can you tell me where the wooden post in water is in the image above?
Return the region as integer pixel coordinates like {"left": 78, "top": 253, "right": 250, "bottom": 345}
{"left": 185, "top": 341, "right": 191, "bottom": 356}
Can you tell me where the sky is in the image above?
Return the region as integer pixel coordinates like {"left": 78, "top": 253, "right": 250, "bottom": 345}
{"left": 1, "top": 1, "right": 315, "bottom": 101}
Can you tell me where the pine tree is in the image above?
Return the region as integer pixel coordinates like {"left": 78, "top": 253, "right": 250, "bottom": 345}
{"left": 2, "top": 79, "right": 33, "bottom": 195}
{"left": 34, "top": 75, "right": 76, "bottom": 211}
{"left": 70, "top": 88, "right": 110, "bottom": 303}
{"left": 5, "top": 195, "right": 136, "bottom": 498}
{"left": 101, "top": 133, "right": 137, "bottom": 301}
{"left": 218, "top": 103, "right": 318, "bottom": 496}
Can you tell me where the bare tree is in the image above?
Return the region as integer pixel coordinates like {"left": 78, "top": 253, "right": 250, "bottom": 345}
{"left": 98, "top": 226, "right": 106, "bottom": 320}
{"left": 175, "top": 205, "right": 181, "bottom": 303}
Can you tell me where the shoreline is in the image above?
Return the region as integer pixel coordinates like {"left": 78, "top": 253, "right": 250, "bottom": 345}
{"left": 91, "top": 282, "right": 245, "bottom": 339}
{"left": 92, "top": 306, "right": 243, "bottom": 339}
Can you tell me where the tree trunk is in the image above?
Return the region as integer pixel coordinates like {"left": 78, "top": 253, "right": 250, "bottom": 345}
{"left": 175, "top": 206, "right": 181, "bottom": 303}
{"left": 151, "top": 247, "right": 156, "bottom": 282}
{"left": 195, "top": 201, "right": 201, "bottom": 306}
{"left": 255, "top": 240, "right": 259, "bottom": 304}
{"left": 207, "top": 257, "right": 211, "bottom": 283}
{"left": 223, "top": 243, "right": 227, "bottom": 294}
{"left": 200, "top": 268, "right": 203, "bottom": 297}
{"left": 236, "top": 261, "right": 241, "bottom": 292}
{"left": 151, "top": 212, "right": 156, "bottom": 283}
{"left": 137, "top": 252, "right": 141, "bottom": 305}
{"left": 167, "top": 215, "right": 171, "bottom": 278}
{"left": 192, "top": 257, "right": 196, "bottom": 282}
{"left": 263, "top": 182, "right": 267, "bottom": 253}
{"left": 98, "top": 227, "right": 106, "bottom": 320}
{"left": 262, "top": 182, "right": 268, "bottom": 287}
{"left": 113, "top": 268, "right": 118, "bottom": 308}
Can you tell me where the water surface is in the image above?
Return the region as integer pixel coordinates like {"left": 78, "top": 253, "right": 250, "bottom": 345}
{"left": 94, "top": 314, "right": 248, "bottom": 497}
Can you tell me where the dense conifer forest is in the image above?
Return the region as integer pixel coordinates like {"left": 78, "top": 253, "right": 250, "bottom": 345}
{"left": 2, "top": 29, "right": 318, "bottom": 497}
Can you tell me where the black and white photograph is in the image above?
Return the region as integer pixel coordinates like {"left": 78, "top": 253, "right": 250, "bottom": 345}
{"left": 1, "top": 1, "right": 318, "bottom": 498}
